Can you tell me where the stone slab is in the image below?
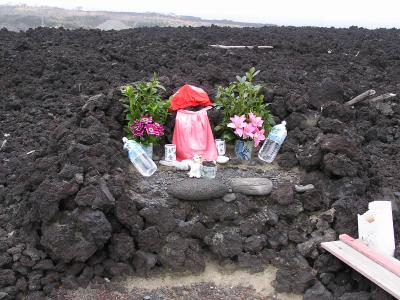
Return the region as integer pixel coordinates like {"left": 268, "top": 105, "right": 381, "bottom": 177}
{"left": 167, "top": 179, "right": 228, "bottom": 201}
{"left": 229, "top": 178, "right": 273, "bottom": 196}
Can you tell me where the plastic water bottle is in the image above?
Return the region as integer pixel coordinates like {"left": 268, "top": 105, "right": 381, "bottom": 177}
{"left": 122, "top": 137, "right": 157, "bottom": 177}
{"left": 258, "top": 121, "right": 287, "bottom": 163}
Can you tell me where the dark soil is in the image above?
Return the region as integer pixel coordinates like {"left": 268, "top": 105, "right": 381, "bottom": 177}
{"left": 0, "top": 26, "right": 399, "bottom": 299}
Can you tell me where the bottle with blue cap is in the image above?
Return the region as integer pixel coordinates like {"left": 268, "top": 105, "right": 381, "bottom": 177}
{"left": 258, "top": 121, "right": 287, "bottom": 163}
{"left": 122, "top": 137, "right": 157, "bottom": 177}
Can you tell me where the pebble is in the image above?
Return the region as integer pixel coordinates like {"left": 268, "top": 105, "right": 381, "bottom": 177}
{"left": 223, "top": 193, "right": 237, "bottom": 203}
{"left": 294, "top": 184, "right": 315, "bottom": 193}
{"left": 217, "top": 156, "right": 229, "bottom": 164}
{"left": 229, "top": 178, "right": 273, "bottom": 196}
{"left": 159, "top": 160, "right": 190, "bottom": 170}
{"left": 143, "top": 296, "right": 151, "bottom": 300}
{"left": 75, "top": 173, "right": 83, "bottom": 184}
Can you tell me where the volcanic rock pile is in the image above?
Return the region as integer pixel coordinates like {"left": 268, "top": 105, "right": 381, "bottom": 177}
{"left": 0, "top": 26, "right": 399, "bottom": 299}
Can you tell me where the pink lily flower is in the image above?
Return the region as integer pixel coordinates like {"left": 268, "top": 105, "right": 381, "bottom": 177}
{"left": 228, "top": 115, "right": 246, "bottom": 137}
{"left": 253, "top": 128, "right": 266, "bottom": 147}
{"left": 249, "top": 112, "right": 264, "bottom": 128}
{"left": 243, "top": 123, "right": 256, "bottom": 139}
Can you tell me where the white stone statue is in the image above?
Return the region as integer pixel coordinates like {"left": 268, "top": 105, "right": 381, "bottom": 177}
{"left": 188, "top": 154, "right": 203, "bottom": 178}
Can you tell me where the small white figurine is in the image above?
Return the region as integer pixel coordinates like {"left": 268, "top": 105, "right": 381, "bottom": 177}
{"left": 188, "top": 154, "right": 203, "bottom": 178}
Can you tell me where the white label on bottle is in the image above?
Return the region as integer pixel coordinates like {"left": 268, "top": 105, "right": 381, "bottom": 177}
{"left": 268, "top": 127, "right": 286, "bottom": 144}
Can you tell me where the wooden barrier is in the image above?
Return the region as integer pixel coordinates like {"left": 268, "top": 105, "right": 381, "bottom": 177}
{"left": 321, "top": 236, "right": 400, "bottom": 299}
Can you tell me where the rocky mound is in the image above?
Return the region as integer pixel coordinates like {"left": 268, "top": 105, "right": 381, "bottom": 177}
{"left": 0, "top": 26, "right": 399, "bottom": 299}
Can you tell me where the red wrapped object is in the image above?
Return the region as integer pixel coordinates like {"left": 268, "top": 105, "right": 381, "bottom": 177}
{"left": 170, "top": 84, "right": 212, "bottom": 111}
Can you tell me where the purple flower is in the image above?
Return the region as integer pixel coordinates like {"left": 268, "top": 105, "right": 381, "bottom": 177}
{"left": 145, "top": 122, "right": 164, "bottom": 137}
{"left": 131, "top": 115, "right": 164, "bottom": 139}
{"left": 153, "top": 122, "right": 164, "bottom": 137}
{"left": 140, "top": 115, "right": 153, "bottom": 124}
{"left": 130, "top": 119, "right": 145, "bottom": 137}
{"left": 145, "top": 123, "right": 157, "bottom": 136}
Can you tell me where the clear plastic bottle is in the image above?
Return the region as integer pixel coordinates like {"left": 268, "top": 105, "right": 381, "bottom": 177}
{"left": 258, "top": 121, "right": 287, "bottom": 163}
{"left": 122, "top": 137, "right": 157, "bottom": 177}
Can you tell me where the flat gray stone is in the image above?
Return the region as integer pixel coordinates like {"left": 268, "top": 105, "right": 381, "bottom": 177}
{"left": 167, "top": 179, "right": 228, "bottom": 201}
{"left": 230, "top": 178, "right": 273, "bottom": 196}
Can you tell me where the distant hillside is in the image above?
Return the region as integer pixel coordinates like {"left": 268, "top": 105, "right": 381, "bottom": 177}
{"left": 0, "top": 5, "right": 273, "bottom": 31}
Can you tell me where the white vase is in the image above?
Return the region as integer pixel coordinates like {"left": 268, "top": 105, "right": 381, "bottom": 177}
{"left": 215, "top": 139, "right": 226, "bottom": 156}
{"left": 164, "top": 144, "right": 176, "bottom": 161}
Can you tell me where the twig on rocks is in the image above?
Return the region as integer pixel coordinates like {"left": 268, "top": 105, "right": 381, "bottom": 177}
{"left": 369, "top": 93, "right": 397, "bottom": 103}
{"left": 0, "top": 139, "right": 7, "bottom": 152}
{"left": 295, "top": 184, "right": 315, "bottom": 193}
{"left": 210, "top": 45, "right": 274, "bottom": 49}
{"left": 345, "top": 89, "right": 376, "bottom": 106}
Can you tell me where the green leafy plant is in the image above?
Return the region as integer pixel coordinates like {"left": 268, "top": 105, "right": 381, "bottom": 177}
{"left": 121, "top": 74, "right": 170, "bottom": 144}
{"left": 214, "top": 67, "right": 275, "bottom": 142}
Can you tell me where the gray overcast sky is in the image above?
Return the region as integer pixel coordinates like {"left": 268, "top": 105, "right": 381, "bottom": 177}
{"left": 1, "top": 0, "right": 400, "bottom": 28}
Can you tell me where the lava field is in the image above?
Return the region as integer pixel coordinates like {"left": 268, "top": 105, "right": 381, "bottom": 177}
{"left": 0, "top": 26, "right": 400, "bottom": 299}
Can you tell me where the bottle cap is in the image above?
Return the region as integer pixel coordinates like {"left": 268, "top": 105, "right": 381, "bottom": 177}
{"left": 122, "top": 137, "right": 128, "bottom": 143}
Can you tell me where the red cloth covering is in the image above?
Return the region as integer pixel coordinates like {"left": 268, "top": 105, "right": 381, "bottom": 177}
{"left": 170, "top": 84, "right": 212, "bottom": 111}
{"left": 172, "top": 107, "right": 218, "bottom": 161}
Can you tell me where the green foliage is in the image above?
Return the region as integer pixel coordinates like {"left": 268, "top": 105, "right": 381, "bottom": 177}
{"left": 214, "top": 67, "right": 275, "bottom": 142}
{"left": 121, "top": 74, "right": 170, "bottom": 143}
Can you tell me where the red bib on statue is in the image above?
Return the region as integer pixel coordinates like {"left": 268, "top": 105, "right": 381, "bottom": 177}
{"left": 172, "top": 107, "right": 218, "bottom": 161}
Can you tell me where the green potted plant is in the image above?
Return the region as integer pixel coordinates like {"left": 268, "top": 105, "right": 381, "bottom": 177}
{"left": 121, "top": 74, "right": 170, "bottom": 158}
{"left": 214, "top": 68, "right": 275, "bottom": 160}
